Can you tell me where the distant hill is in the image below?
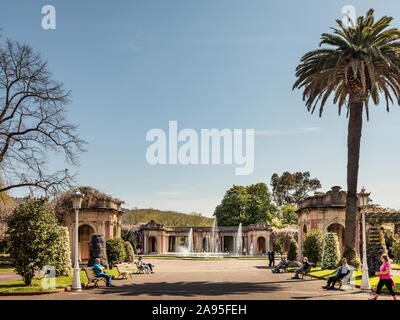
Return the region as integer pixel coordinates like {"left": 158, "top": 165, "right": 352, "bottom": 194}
{"left": 122, "top": 208, "right": 213, "bottom": 227}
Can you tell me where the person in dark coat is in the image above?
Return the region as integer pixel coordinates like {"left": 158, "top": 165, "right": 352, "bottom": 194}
{"left": 268, "top": 250, "right": 275, "bottom": 267}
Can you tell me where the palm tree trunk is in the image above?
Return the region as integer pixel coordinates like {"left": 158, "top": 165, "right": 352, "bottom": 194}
{"left": 344, "top": 96, "right": 363, "bottom": 251}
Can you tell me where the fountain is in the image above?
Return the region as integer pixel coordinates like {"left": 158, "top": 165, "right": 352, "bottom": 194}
{"left": 249, "top": 242, "right": 254, "bottom": 256}
{"left": 235, "top": 223, "right": 243, "bottom": 256}
{"left": 210, "top": 218, "right": 218, "bottom": 253}
{"left": 188, "top": 228, "right": 194, "bottom": 253}
{"left": 164, "top": 218, "right": 227, "bottom": 258}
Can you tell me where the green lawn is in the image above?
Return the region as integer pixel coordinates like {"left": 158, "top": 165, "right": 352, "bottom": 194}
{"left": 391, "top": 263, "right": 400, "bottom": 270}
{"left": 0, "top": 269, "right": 119, "bottom": 293}
{"left": 288, "top": 267, "right": 400, "bottom": 291}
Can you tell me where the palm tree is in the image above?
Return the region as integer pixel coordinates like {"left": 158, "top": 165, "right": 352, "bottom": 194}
{"left": 293, "top": 9, "right": 400, "bottom": 258}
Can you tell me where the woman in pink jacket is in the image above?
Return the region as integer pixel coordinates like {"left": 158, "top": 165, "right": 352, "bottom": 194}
{"left": 369, "top": 254, "right": 397, "bottom": 300}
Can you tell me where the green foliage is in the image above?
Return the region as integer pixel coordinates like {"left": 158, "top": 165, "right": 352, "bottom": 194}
{"left": 367, "top": 226, "right": 387, "bottom": 275}
{"left": 393, "top": 236, "right": 400, "bottom": 264}
{"left": 322, "top": 233, "right": 340, "bottom": 270}
{"left": 280, "top": 204, "right": 298, "bottom": 225}
{"left": 88, "top": 234, "right": 108, "bottom": 268}
{"left": 342, "top": 246, "right": 361, "bottom": 269}
{"left": 287, "top": 238, "right": 298, "bottom": 261}
{"left": 214, "top": 183, "right": 277, "bottom": 226}
{"left": 6, "top": 197, "right": 61, "bottom": 285}
{"left": 124, "top": 241, "right": 134, "bottom": 263}
{"left": 106, "top": 238, "right": 126, "bottom": 268}
{"left": 122, "top": 209, "right": 213, "bottom": 227}
{"left": 52, "top": 226, "right": 72, "bottom": 277}
{"left": 270, "top": 171, "right": 321, "bottom": 206}
{"left": 303, "top": 230, "right": 325, "bottom": 265}
{"left": 121, "top": 227, "right": 137, "bottom": 249}
{"left": 272, "top": 226, "right": 298, "bottom": 254}
{"left": 293, "top": 8, "right": 400, "bottom": 119}
{"left": 382, "top": 226, "right": 394, "bottom": 258}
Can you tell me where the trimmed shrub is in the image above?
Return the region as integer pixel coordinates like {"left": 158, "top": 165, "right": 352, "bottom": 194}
{"left": 52, "top": 226, "right": 72, "bottom": 276}
{"left": 88, "top": 234, "right": 108, "bottom": 268}
{"left": 322, "top": 233, "right": 340, "bottom": 270}
{"left": 367, "top": 226, "right": 387, "bottom": 275}
{"left": 287, "top": 238, "right": 298, "bottom": 262}
{"left": 122, "top": 227, "right": 137, "bottom": 250}
{"left": 106, "top": 238, "right": 126, "bottom": 268}
{"left": 342, "top": 246, "right": 361, "bottom": 269}
{"left": 6, "top": 197, "right": 61, "bottom": 285}
{"left": 303, "top": 229, "right": 325, "bottom": 265}
{"left": 124, "top": 241, "right": 134, "bottom": 263}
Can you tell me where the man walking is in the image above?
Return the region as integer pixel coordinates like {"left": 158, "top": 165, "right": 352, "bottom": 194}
{"left": 268, "top": 250, "right": 275, "bottom": 267}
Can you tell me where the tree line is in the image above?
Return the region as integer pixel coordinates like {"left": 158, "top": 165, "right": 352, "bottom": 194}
{"left": 214, "top": 171, "right": 321, "bottom": 227}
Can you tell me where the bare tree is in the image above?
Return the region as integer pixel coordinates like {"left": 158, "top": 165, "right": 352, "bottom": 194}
{"left": 0, "top": 39, "right": 86, "bottom": 195}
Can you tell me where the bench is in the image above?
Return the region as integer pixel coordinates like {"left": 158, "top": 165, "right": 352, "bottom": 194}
{"left": 83, "top": 267, "right": 107, "bottom": 288}
{"left": 300, "top": 265, "right": 312, "bottom": 279}
{"left": 116, "top": 263, "right": 136, "bottom": 280}
{"left": 135, "top": 261, "right": 155, "bottom": 274}
{"left": 335, "top": 268, "right": 354, "bottom": 290}
{"left": 135, "top": 261, "right": 148, "bottom": 274}
{"left": 271, "top": 263, "right": 289, "bottom": 273}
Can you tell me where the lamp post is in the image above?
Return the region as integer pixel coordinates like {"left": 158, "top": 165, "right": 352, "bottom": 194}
{"left": 71, "top": 190, "right": 84, "bottom": 291}
{"left": 358, "top": 187, "right": 371, "bottom": 291}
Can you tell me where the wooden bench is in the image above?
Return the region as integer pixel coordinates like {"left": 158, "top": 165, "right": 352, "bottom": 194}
{"left": 135, "top": 261, "right": 155, "bottom": 274}
{"left": 116, "top": 263, "right": 136, "bottom": 280}
{"left": 135, "top": 261, "right": 147, "bottom": 274}
{"left": 271, "top": 263, "right": 289, "bottom": 273}
{"left": 300, "top": 265, "right": 312, "bottom": 279}
{"left": 335, "top": 269, "right": 354, "bottom": 290}
{"left": 83, "top": 267, "right": 107, "bottom": 288}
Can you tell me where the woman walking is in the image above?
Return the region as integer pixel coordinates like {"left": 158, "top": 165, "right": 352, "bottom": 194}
{"left": 369, "top": 254, "right": 397, "bottom": 300}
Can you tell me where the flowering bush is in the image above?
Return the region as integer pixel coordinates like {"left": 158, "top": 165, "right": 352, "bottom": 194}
{"left": 393, "top": 235, "right": 400, "bottom": 264}
{"left": 51, "top": 226, "right": 72, "bottom": 276}
{"left": 88, "top": 233, "right": 108, "bottom": 268}
{"left": 6, "top": 197, "right": 61, "bottom": 285}
{"left": 367, "top": 226, "right": 387, "bottom": 275}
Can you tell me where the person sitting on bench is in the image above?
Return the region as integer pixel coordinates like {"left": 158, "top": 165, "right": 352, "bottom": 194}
{"left": 273, "top": 256, "right": 288, "bottom": 273}
{"left": 93, "top": 258, "right": 115, "bottom": 287}
{"left": 292, "top": 257, "right": 310, "bottom": 279}
{"left": 138, "top": 257, "right": 154, "bottom": 273}
{"left": 322, "top": 258, "right": 350, "bottom": 289}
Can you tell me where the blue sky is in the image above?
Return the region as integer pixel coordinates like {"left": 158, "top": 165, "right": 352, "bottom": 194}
{"left": 2, "top": 0, "right": 400, "bottom": 216}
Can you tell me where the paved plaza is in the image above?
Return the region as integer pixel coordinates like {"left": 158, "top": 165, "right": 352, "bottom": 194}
{"left": 0, "top": 258, "right": 393, "bottom": 300}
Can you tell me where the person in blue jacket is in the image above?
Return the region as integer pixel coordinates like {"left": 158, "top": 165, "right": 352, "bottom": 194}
{"left": 93, "top": 258, "right": 115, "bottom": 287}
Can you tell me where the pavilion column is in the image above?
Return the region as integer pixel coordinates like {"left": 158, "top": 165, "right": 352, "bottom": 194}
{"left": 144, "top": 234, "right": 148, "bottom": 253}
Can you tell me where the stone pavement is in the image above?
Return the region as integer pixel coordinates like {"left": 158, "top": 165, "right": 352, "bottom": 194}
{"left": 0, "top": 271, "right": 20, "bottom": 283}
{"left": 0, "top": 259, "right": 394, "bottom": 300}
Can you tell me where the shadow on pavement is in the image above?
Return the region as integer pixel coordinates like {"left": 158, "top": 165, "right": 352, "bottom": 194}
{"left": 95, "top": 281, "right": 281, "bottom": 297}
{"left": 291, "top": 290, "right": 370, "bottom": 300}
